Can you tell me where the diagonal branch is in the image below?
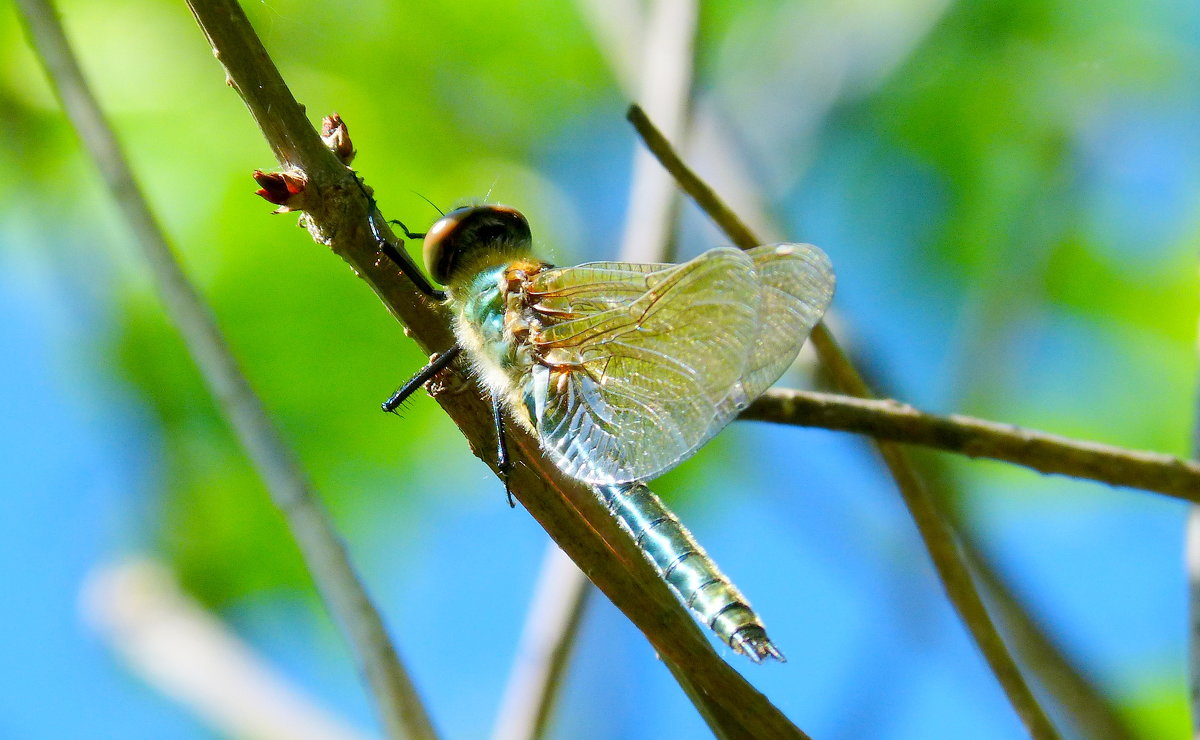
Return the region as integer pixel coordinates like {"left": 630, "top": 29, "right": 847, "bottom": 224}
{"left": 628, "top": 103, "right": 1062, "bottom": 740}
{"left": 14, "top": 1, "right": 435, "bottom": 738}
{"left": 743, "top": 388, "right": 1200, "bottom": 502}
{"left": 182, "top": 1, "right": 808, "bottom": 738}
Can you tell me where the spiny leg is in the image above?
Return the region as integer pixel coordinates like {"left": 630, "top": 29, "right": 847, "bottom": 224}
{"left": 381, "top": 345, "right": 463, "bottom": 413}
{"left": 354, "top": 175, "right": 446, "bottom": 301}
{"left": 493, "top": 397, "right": 514, "bottom": 508}
{"left": 388, "top": 219, "right": 425, "bottom": 241}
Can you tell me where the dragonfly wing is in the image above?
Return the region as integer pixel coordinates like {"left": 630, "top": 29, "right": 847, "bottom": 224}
{"left": 524, "top": 248, "right": 762, "bottom": 484}
{"left": 738, "top": 243, "right": 835, "bottom": 399}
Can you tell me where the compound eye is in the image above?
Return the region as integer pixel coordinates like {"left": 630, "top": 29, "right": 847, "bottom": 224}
{"left": 422, "top": 205, "right": 531, "bottom": 285}
{"left": 421, "top": 209, "right": 468, "bottom": 285}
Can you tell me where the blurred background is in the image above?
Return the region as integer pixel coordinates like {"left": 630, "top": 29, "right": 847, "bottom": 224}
{"left": 2, "top": 0, "right": 1198, "bottom": 737}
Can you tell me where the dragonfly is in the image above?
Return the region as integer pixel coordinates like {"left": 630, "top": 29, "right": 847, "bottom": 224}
{"left": 376, "top": 204, "right": 834, "bottom": 662}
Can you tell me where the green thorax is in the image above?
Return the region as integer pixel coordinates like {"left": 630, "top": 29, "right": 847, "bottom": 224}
{"left": 453, "top": 264, "right": 506, "bottom": 322}
{"left": 457, "top": 265, "right": 510, "bottom": 359}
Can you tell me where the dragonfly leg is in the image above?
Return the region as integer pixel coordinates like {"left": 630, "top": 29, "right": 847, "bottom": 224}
{"left": 354, "top": 175, "right": 447, "bottom": 301}
{"left": 388, "top": 219, "right": 425, "bottom": 240}
{"left": 381, "top": 345, "right": 463, "bottom": 413}
{"left": 492, "top": 397, "right": 515, "bottom": 508}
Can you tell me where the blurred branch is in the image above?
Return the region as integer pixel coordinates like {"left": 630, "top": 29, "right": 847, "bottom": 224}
{"left": 575, "top": 0, "right": 643, "bottom": 92}
{"left": 959, "top": 536, "right": 1138, "bottom": 740}
{"left": 1188, "top": 506, "right": 1200, "bottom": 735}
{"left": 83, "top": 559, "right": 375, "bottom": 740}
{"left": 628, "top": 104, "right": 1062, "bottom": 740}
{"left": 615, "top": 0, "right": 696, "bottom": 262}
{"left": 1188, "top": 311, "right": 1200, "bottom": 732}
{"left": 904, "top": 455, "right": 1140, "bottom": 738}
{"left": 181, "top": 1, "right": 806, "bottom": 738}
{"left": 744, "top": 388, "right": 1200, "bottom": 503}
{"left": 14, "top": 2, "right": 435, "bottom": 739}
{"left": 490, "top": 546, "right": 591, "bottom": 740}
{"left": 627, "top": 105, "right": 760, "bottom": 251}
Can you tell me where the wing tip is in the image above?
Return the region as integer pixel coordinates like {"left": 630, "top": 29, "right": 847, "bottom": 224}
{"left": 753, "top": 241, "right": 836, "bottom": 306}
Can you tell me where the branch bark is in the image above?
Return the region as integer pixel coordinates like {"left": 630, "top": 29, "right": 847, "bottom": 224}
{"left": 628, "top": 104, "right": 1062, "bottom": 739}
{"left": 744, "top": 388, "right": 1200, "bottom": 503}
{"left": 183, "top": 1, "right": 807, "bottom": 738}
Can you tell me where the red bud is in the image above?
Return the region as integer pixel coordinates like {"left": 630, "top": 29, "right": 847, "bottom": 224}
{"left": 253, "top": 169, "right": 308, "bottom": 213}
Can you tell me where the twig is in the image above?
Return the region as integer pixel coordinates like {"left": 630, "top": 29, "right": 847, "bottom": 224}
{"left": 627, "top": 105, "right": 760, "bottom": 252}
{"left": 614, "top": 0, "right": 696, "bottom": 263}
{"left": 182, "top": 2, "right": 807, "bottom": 738}
{"left": 960, "top": 537, "right": 1139, "bottom": 739}
{"left": 82, "top": 559, "right": 375, "bottom": 740}
{"left": 743, "top": 388, "right": 1200, "bottom": 502}
{"left": 904, "top": 456, "right": 1141, "bottom": 738}
{"left": 628, "top": 103, "right": 1062, "bottom": 739}
{"left": 1188, "top": 505, "right": 1200, "bottom": 734}
{"left": 490, "top": 546, "right": 591, "bottom": 740}
{"left": 755, "top": 393, "right": 1155, "bottom": 738}
{"left": 1189, "top": 310, "right": 1200, "bottom": 732}
{"left": 14, "top": 2, "right": 435, "bottom": 738}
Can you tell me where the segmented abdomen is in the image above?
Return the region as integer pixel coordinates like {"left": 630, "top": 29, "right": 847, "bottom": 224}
{"left": 596, "top": 483, "right": 784, "bottom": 663}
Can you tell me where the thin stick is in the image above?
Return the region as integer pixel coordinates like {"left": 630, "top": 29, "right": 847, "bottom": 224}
{"left": 628, "top": 103, "right": 1062, "bottom": 739}
{"left": 1188, "top": 318, "right": 1200, "bottom": 731}
{"left": 181, "top": 2, "right": 807, "bottom": 738}
{"left": 627, "top": 105, "right": 761, "bottom": 252}
{"left": 613, "top": 0, "right": 696, "bottom": 263}
{"left": 14, "top": 2, "right": 436, "bottom": 738}
{"left": 83, "top": 559, "right": 373, "bottom": 740}
{"left": 743, "top": 388, "right": 1200, "bottom": 503}
{"left": 490, "top": 546, "right": 592, "bottom": 740}
{"left": 750, "top": 387, "right": 1171, "bottom": 734}
{"left": 1188, "top": 505, "right": 1200, "bottom": 734}
{"left": 959, "top": 537, "right": 1139, "bottom": 739}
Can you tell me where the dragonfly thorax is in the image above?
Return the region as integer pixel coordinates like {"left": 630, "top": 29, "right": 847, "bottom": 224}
{"left": 451, "top": 257, "right": 554, "bottom": 434}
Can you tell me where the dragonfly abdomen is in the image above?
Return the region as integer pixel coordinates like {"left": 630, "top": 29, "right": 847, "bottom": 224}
{"left": 596, "top": 483, "right": 785, "bottom": 663}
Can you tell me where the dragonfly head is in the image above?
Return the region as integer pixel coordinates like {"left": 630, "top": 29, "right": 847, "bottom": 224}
{"left": 423, "top": 205, "right": 532, "bottom": 286}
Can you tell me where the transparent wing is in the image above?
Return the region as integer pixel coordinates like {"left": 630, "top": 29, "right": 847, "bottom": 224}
{"left": 739, "top": 243, "right": 835, "bottom": 399}
{"left": 520, "top": 243, "right": 834, "bottom": 485}
{"left": 522, "top": 248, "right": 761, "bottom": 484}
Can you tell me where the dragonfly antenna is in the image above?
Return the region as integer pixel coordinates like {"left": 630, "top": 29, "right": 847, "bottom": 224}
{"left": 410, "top": 191, "right": 445, "bottom": 217}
